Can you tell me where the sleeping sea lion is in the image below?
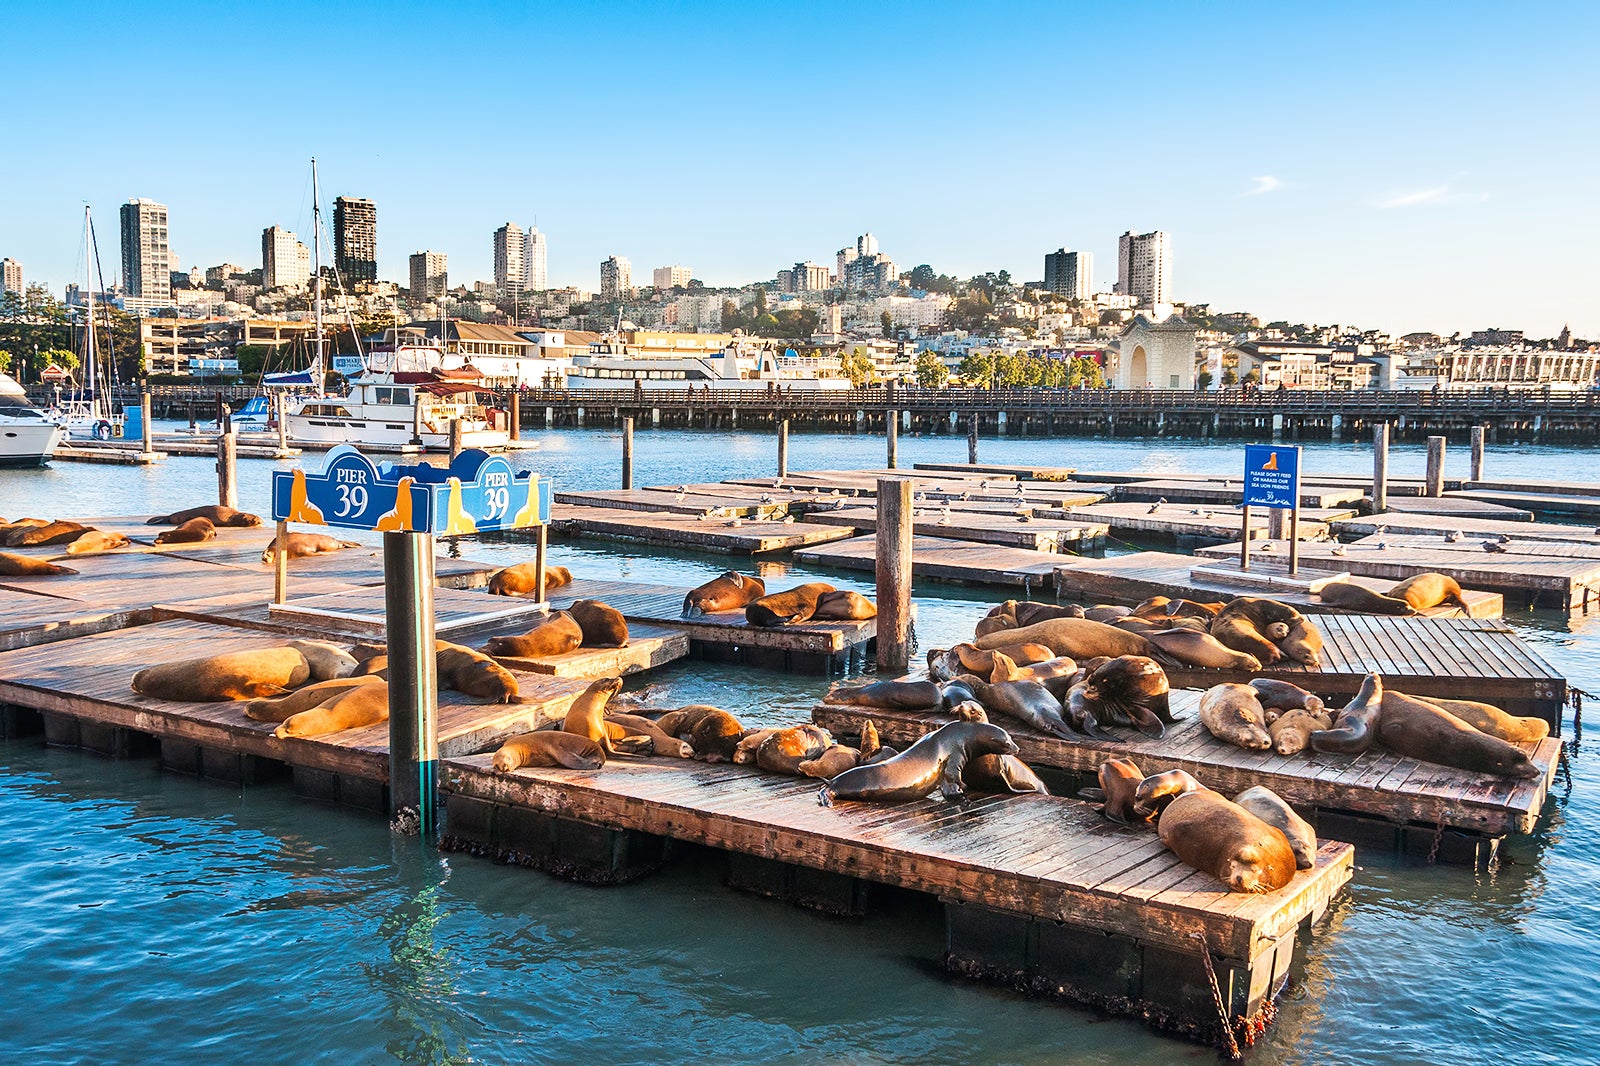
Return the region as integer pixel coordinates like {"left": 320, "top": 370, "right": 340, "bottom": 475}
{"left": 563, "top": 678, "right": 646, "bottom": 756}
{"left": 972, "top": 617, "right": 1156, "bottom": 662}
{"left": 1310, "top": 673, "right": 1385, "bottom": 755}
{"left": 1066, "top": 655, "right": 1176, "bottom": 738}
{"left": 733, "top": 728, "right": 781, "bottom": 764}
{"left": 1316, "top": 581, "right": 1416, "bottom": 615}
{"left": 133, "top": 647, "right": 311, "bottom": 702}
{"left": 823, "top": 679, "right": 942, "bottom": 711}
{"left": 1416, "top": 695, "right": 1549, "bottom": 743}
{"left": 146, "top": 505, "right": 261, "bottom": 527}
{"left": 655, "top": 704, "right": 728, "bottom": 739}
{"left": 989, "top": 652, "right": 1080, "bottom": 700}
{"left": 1248, "top": 678, "right": 1326, "bottom": 717}
{"left": 1132, "top": 769, "right": 1210, "bottom": 822}
{"left": 487, "top": 563, "right": 573, "bottom": 596}
{"left": 1374, "top": 690, "right": 1541, "bottom": 778}
{"left": 274, "top": 681, "right": 390, "bottom": 739}
{"left": 1012, "top": 601, "right": 1085, "bottom": 626}
{"left": 243, "top": 675, "right": 384, "bottom": 722}
{"left": 436, "top": 643, "right": 520, "bottom": 702}
{"left": 682, "top": 571, "right": 765, "bottom": 615}
{"left": 602, "top": 712, "right": 694, "bottom": 757}
{"left": 153, "top": 517, "right": 216, "bottom": 545}
{"left": 798, "top": 745, "right": 862, "bottom": 779}
{"left": 64, "top": 530, "right": 131, "bottom": 554}
{"left": 1097, "top": 757, "right": 1146, "bottom": 823}
{"left": 951, "top": 642, "right": 1058, "bottom": 673}
{"left": 1133, "top": 596, "right": 1225, "bottom": 621}
{"left": 1233, "top": 786, "right": 1317, "bottom": 870}
{"left": 1267, "top": 707, "right": 1334, "bottom": 754}
{"left": 959, "top": 673, "right": 1078, "bottom": 740}
{"left": 0, "top": 551, "right": 77, "bottom": 577}
{"left": 1199, "top": 683, "right": 1272, "bottom": 751}
{"left": 746, "top": 582, "right": 835, "bottom": 626}
{"left": 261, "top": 532, "right": 360, "bottom": 563}
{"left": 493, "top": 730, "right": 606, "bottom": 771}
{"left": 482, "top": 611, "right": 585, "bottom": 657}
{"left": 1082, "top": 605, "right": 1132, "bottom": 623}
{"left": 1158, "top": 790, "right": 1298, "bottom": 893}
{"left": 818, "top": 720, "right": 1018, "bottom": 806}
{"left": 4, "top": 520, "right": 91, "bottom": 547}
{"left": 1211, "top": 597, "right": 1302, "bottom": 664}
{"left": 1276, "top": 617, "right": 1324, "bottom": 667}
{"left": 756, "top": 725, "right": 835, "bottom": 775}
{"left": 1387, "top": 573, "right": 1471, "bottom": 613}
{"left": 810, "top": 589, "right": 877, "bottom": 620}
{"left": 284, "top": 639, "right": 358, "bottom": 681}
{"left": 1143, "top": 628, "right": 1262, "bottom": 671}
{"left": 567, "top": 599, "right": 629, "bottom": 647}
{"left": 687, "top": 708, "right": 746, "bottom": 762}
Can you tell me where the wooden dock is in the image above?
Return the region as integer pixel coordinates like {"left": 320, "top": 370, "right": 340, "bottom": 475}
{"left": 802, "top": 505, "right": 1109, "bottom": 553}
{"left": 441, "top": 752, "right": 1351, "bottom": 1045}
{"left": 812, "top": 689, "right": 1559, "bottom": 861}
{"left": 912, "top": 461, "right": 1078, "bottom": 481}
{"left": 1329, "top": 513, "right": 1597, "bottom": 541}
{"left": 1369, "top": 496, "right": 1534, "bottom": 520}
{"left": 1112, "top": 480, "right": 1367, "bottom": 509}
{"left": 1349, "top": 532, "right": 1600, "bottom": 561}
{"left": 796, "top": 535, "right": 1072, "bottom": 590}
{"left": 1049, "top": 501, "right": 1334, "bottom": 543}
{"left": 555, "top": 487, "right": 790, "bottom": 518}
{"left": 549, "top": 504, "right": 857, "bottom": 554}
{"left": 1448, "top": 488, "right": 1600, "bottom": 517}
{"left": 0, "top": 587, "right": 152, "bottom": 652}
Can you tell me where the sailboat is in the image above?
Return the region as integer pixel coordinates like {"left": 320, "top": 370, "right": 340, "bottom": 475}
{"left": 51, "top": 206, "right": 124, "bottom": 441}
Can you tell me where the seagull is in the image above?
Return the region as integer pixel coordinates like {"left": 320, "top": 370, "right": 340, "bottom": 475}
{"left": 1017, "top": 512, "right": 1033, "bottom": 523}
{"left": 960, "top": 491, "right": 971, "bottom": 501}
{"left": 1261, "top": 541, "right": 1274, "bottom": 552}
{"left": 674, "top": 487, "right": 688, "bottom": 502}
{"left": 980, "top": 480, "right": 991, "bottom": 490}
{"left": 1331, "top": 544, "right": 1348, "bottom": 556}
{"left": 1498, "top": 532, "right": 1512, "bottom": 544}
{"left": 1483, "top": 540, "right": 1507, "bottom": 553}
{"left": 726, "top": 518, "right": 743, "bottom": 528}
{"left": 1377, "top": 539, "right": 1389, "bottom": 550}
{"left": 760, "top": 494, "right": 776, "bottom": 505}
{"left": 1374, "top": 524, "right": 1388, "bottom": 537}
{"left": 782, "top": 515, "right": 796, "bottom": 524}
{"left": 1015, "top": 483, "right": 1027, "bottom": 497}
{"left": 1593, "top": 527, "right": 1600, "bottom": 537}
{"left": 937, "top": 516, "right": 951, "bottom": 526}
{"left": 1147, "top": 497, "right": 1166, "bottom": 515}
{"left": 1190, "top": 508, "right": 1202, "bottom": 515}
{"left": 1445, "top": 530, "right": 1464, "bottom": 543}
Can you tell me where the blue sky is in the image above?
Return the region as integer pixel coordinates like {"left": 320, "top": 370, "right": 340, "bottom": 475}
{"left": 4, "top": 1, "right": 1596, "bottom": 336}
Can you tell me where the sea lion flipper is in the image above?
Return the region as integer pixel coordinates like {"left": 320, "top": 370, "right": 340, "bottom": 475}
{"left": 612, "top": 734, "right": 655, "bottom": 756}
{"left": 1310, "top": 726, "right": 1371, "bottom": 755}
{"left": 1130, "top": 708, "right": 1167, "bottom": 739}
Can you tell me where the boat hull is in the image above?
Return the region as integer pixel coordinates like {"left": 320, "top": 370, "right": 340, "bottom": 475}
{"left": 0, "top": 420, "right": 66, "bottom": 465}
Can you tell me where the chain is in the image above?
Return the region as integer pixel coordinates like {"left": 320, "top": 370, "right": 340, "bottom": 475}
{"left": 1426, "top": 807, "right": 1448, "bottom": 865}
{"left": 1193, "top": 932, "right": 1242, "bottom": 1060}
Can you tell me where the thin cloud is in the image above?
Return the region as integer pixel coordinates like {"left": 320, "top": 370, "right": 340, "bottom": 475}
{"left": 1247, "top": 175, "right": 1282, "bottom": 195}
{"left": 1379, "top": 184, "right": 1488, "bottom": 209}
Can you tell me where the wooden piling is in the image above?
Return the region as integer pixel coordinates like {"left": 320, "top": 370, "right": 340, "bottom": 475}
{"left": 384, "top": 530, "right": 440, "bottom": 835}
{"left": 875, "top": 478, "right": 913, "bottom": 673}
{"left": 778, "top": 418, "right": 790, "bottom": 479}
{"left": 968, "top": 413, "right": 978, "bottom": 464}
{"left": 1426, "top": 435, "right": 1446, "bottom": 498}
{"left": 887, "top": 408, "right": 898, "bottom": 469}
{"left": 1373, "top": 423, "right": 1390, "bottom": 512}
{"left": 449, "top": 419, "right": 464, "bottom": 459}
{"left": 508, "top": 391, "right": 521, "bottom": 442}
{"left": 272, "top": 519, "right": 289, "bottom": 605}
{"left": 621, "top": 417, "right": 634, "bottom": 490}
{"left": 1267, "top": 508, "right": 1287, "bottom": 540}
{"left": 217, "top": 432, "right": 238, "bottom": 509}
{"left": 1471, "top": 425, "right": 1485, "bottom": 481}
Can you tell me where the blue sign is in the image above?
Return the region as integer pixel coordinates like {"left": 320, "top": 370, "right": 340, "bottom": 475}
{"left": 1242, "top": 444, "right": 1300, "bottom": 509}
{"left": 271, "top": 444, "right": 551, "bottom": 534}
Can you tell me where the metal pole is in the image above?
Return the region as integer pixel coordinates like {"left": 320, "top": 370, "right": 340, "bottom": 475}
{"left": 276, "top": 392, "right": 290, "bottom": 455}
{"left": 875, "top": 477, "right": 913, "bottom": 673}
{"left": 217, "top": 432, "right": 238, "bottom": 509}
{"left": 1470, "top": 425, "right": 1485, "bottom": 482}
{"left": 621, "top": 416, "right": 634, "bottom": 490}
{"left": 1239, "top": 504, "right": 1252, "bottom": 572}
{"left": 1425, "top": 435, "right": 1446, "bottom": 497}
{"left": 385, "top": 530, "right": 439, "bottom": 838}
{"left": 273, "top": 519, "right": 289, "bottom": 604}
{"left": 1372, "top": 423, "right": 1389, "bottom": 513}
{"left": 140, "top": 389, "right": 153, "bottom": 455}
{"left": 777, "top": 418, "right": 789, "bottom": 479}
{"left": 508, "top": 391, "right": 521, "bottom": 442}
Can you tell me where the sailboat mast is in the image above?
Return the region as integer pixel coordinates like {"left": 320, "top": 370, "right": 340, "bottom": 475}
{"left": 312, "top": 157, "right": 323, "bottom": 383}
{"left": 83, "top": 206, "right": 97, "bottom": 408}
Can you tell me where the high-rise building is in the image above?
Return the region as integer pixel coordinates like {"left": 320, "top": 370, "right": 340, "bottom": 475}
{"left": 333, "top": 196, "right": 377, "bottom": 285}
{"left": 1115, "top": 230, "right": 1171, "bottom": 306}
{"left": 409, "top": 251, "right": 448, "bottom": 300}
{"left": 523, "top": 227, "right": 547, "bottom": 292}
{"left": 1043, "top": 248, "right": 1092, "bottom": 300}
{"left": 600, "top": 255, "right": 631, "bottom": 298}
{"left": 262, "top": 226, "right": 312, "bottom": 290}
{"left": 653, "top": 265, "right": 692, "bottom": 290}
{"left": 857, "top": 233, "right": 879, "bottom": 257}
{"left": 1, "top": 258, "right": 21, "bottom": 296}
{"left": 777, "top": 262, "right": 830, "bottom": 293}
{"left": 836, "top": 245, "right": 858, "bottom": 282}
{"left": 493, "top": 223, "right": 526, "bottom": 295}
{"left": 119, "top": 198, "right": 172, "bottom": 309}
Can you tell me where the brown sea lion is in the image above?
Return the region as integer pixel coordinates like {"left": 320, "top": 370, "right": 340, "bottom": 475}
{"left": 822, "top": 679, "right": 942, "bottom": 711}
{"left": 1144, "top": 628, "right": 1263, "bottom": 671}
{"left": 1133, "top": 596, "right": 1225, "bottom": 621}
{"left": 1012, "top": 601, "right": 1085, "bottom": 626}
{"left": 436, "top": 643, "right": 520, "bottom": 702}
{"left": 655, "top": 704, "right": 728, "bottom": 739}
{"left": 746, "top": 582, "right": 835, "bottom": 627}
{"left": 1375, "top": 691, "right": 1541, "bottom": 778}
{"left": 972, "top": 617, "right": 1156, "bottom": 662}
{"left": 563, "top": 678, "right": 644, "bottom": 756}
{"left": 133, "top": 647, "right": 311, "bottom": 702}
{"left": 798, "top": 745, "right": 862, "bottom": 779}
{"left": 1276, "top": 617, "right": 1325, "bottom": 667}
{"left": 260, "top": 532, "right": 360, "bottom": 563}
{"left": 949, "top": 701, "right": 988, "bottom": 722}
{"left": 64, "top": 530, "right": 131, "bottom": 554}
{"left": 990, "top": 653, "right": 1081, "bottom": 701}
{"left": 1082, "top": 605, "right": 1132, "bottom": 623}
{"left": 1248, "top": 678, "right": 1326, "bottom": 717}
{"left": 687, "top": 708, "right": 746, "bottom": 762}
{"left": 487, "top": 563, "right": 573, "bottom": 596}
{"left": 482, "top": 612, "right": 585, "bottom": 658}
{"left": 153, "top": 517, "right": 217, "bottom": 545}
{"left": 1199, "top": 683, "right": 1272, "bottom": 751}
{"left": 1316, "top": 581, "right": 1416, "bottom": 615}
{"left": 492, "top": 730, "right": 606, "bottom": 771}
{"left": 960, "top": 673, "right": 1078, "bottom": 740}
{"left": 567, "top": 599, "right": 629, "bottom": 647}
{"left": 1267, "top": 707, "right": 1335, "bottom": 755}
{"left": 0, "top": 551, "right": 77, "bottom": 577}
{"left": 733, "top": 728, "right": 781, "bottom": 764}
{"left": 1310, "top": 673, "right": 1385, "bottom": 755}
{"left": 1064, "top": 655, "right": 1176, "bottom": 738}
{"left": 274, "top": 682, "right": 390, "bottom": 739}
{"left": 1417, "top": 695, "right": 1549, "bottom": 743}
{"left": 1132, "top": 769, "right": 1210, "bottom": 822}
{"left": 282, "top": 639, "right": 358, "bottom": 681}
{"left": 602, "top": 712, "right": 694, "bottom": 758}
{"left": 1388, "top": 573, "right": 1471, "bottom": 613}
{"left": 811, "top": 589, "right": 877, "bottom": 621}
{"left": 964, "top": 753, "right": 1050, "bottom": 794}
{"left": 1114, "top": 615, "right": 1211, "bottom": 635}
{"left": 951, "top": 642, "right": 1058, "bottom": 673}
{"left": 243, "top": 675, "right": 384, "bottom": 722}
{"left": 682, "top": 571, "right": 766, "bottom": 616}
{"left": 756, "top": 725, "right": 835, "bottom": 775}
{"left": 858, "top": 720, "right": 882, "bottom": 760}
{"left": 1097, "top": 757, "right": 1146, "bottom": 823}
{"left": 1234, "top": 786, "right": 1317, "bottom": 870}
{"left": 973, "top": 614, "right": 1018, "bottom": 639}
{"left": 818, "top": 720, "right": 1018, "bottom": 806}
{"left": 1158, "top": 790, "right": 1298, "bottom": 893}
{"left": 4, "top": 520, "right": 91, "bottom": 547}
{"left": 146, "top": 505, "right": 261, "bottom": 527}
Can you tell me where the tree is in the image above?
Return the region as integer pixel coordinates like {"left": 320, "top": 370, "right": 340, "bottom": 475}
{"left": 880, "top": 310, "right": 893, "bottom": 339}
{"left": 1222, "top": 367, "right": 1239, "bottom": 386}
{"left": 945, "top": 290, "right": 993, "bottom": 334}
{"left": 915, "top": 350, "right": 949, "bottom": 388}
{"left": 840, "top": 346, "right": 875, "bottom": 387}
{"left": 957, "top": 350, "right": 995, "bottom": 387}
{"left": 0, "top": 350, "right": 10, "bottom": 373}
{"left": 1196, "top": 369, "right": 1214, "bottom": 390}
{"left": 40, "top": 347, "right": 78, "bottom": 373}
{"left": 1243, "top": 368, "right": 1261, "bottom": 384}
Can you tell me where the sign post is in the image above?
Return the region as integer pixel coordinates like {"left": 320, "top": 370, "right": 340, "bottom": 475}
{"left": 271, "top": 445, "right": 551, "bottom": 838}
{"left": 1241, "top": 444, "right": 1301, "bottom": 575}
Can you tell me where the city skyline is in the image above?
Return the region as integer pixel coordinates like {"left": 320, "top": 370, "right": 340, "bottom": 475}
{"left": 3, "top": 1, "right": 1597, "bottom": 336}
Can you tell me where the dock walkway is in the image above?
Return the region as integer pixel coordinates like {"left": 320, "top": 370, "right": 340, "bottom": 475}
{"left": 796, "top": 535, "right": 1073, "bottom": 589}
{"left": 549, "top": 504, "right": 856, "bottom": 554}
{"left": 802, "top": 505, "right": 1108, "bottom": 553}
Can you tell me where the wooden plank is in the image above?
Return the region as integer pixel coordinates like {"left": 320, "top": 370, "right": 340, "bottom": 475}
{"left": 549, "top": 504, "right": 858, "bottom": 554}
{"left": 1113, "top": 480, "right": 1366, "bottom": 509}
{"left": 1042, "top": 501, "right": 1332, "bottom": 542}
{"left": 0, "top": 588, "right": 153, "bottom": 651}
{"left": 804, "top": 506, "right": 1108, "bottom": 552}
{"left": 1331, "top": 513, "right": 1595, "bottom": 541}
{"left": 1447, "top": 488, "right": 1600, "bottom": 516}
{"left": 796, "top": 535, "right": 1069, "bottom": 589}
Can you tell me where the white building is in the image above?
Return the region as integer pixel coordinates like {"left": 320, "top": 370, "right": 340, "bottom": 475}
{"left": 1113, "top": 313, "right": 1196, "bottom": 389}
{"left": 1116, "top": 230, "right": 1172, "bottom": 307}
{"left": 600, "top": 255, "right": 631, "bottom": 298}
{"left": 523, "top": 227, "right": 547, "bottom": 292}
{"left": 494, "top": 223, "right": 526, "bottom": 295}
{"left": 1, "top": 258, "right": 20, "bottom": 295}
{"left": 671, "top": 294, "right": 722, "bottom": 331}
{"left": 120, "top": 198, "right": 172, "bottom": 311}
{"left": 653, "top": 264, "right": 692, "bottom": 290}
{"left": 409, "top": 251, "right": 447, "bottom": 299}
{"left": 261, "top": 226, "right": 312, "bottom": 290}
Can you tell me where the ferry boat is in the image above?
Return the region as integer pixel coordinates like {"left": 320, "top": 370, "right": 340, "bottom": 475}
{"left": 0, "top": 373, "right": 66, "bottom": 467}
{"left": 566, "top": 339, "right": 854, "bottom": 392}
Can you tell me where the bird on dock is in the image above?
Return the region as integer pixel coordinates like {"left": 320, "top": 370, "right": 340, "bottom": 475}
{"left": 1446, "top": 530, "right": 1464, "bottom": 543}
{"left": 1498, "top": 532, "right": 1512, "bottom": 544}
{"left": 1374, "top": 524, "right": 1388, "bottom": 537}
{"left": 759, "top": 494, "right": 776, "bottom": 505}
{"left": 782, "top": 515, "right": 796, "bottom": 524}
{"left": 1377, "top": 539, "right": 1389, "bottom": 550}
{"left": 1190, "top": 508, "right": 1202, "bottom": 515}
{"left": 1147, "top": 497, "right": 1166, "bottom": 515}
{"left": 1261, "top": 541, "right": 1274, "bottom": 552}
{"left": 1016, "top": 512, "right": 1033, "bottom": 523}
{"left": 1483, "top": 540, "right": 1507, "bottom": 553}
{"left": 980, "top": 480, "right": 991, "bottom": 490}
{"left": 1014, "top": 483, "right": 1027, "bottom": 497}
{"left": 960, "top": 491, "right": 971, "bottom": 501}
{"left": 726, "top": 518, "right": 743, "bottom": 528}
{"left": 936, "top": 515, "right": 952, "bottom": 526}
{"left": 675, "top": 486, "right": 688, "bottom": 501}
{"left": 1332, "top": 544, "right": 1348, "bottom": 556}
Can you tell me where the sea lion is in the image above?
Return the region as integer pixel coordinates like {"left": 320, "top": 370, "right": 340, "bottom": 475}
{"left": 951, "top": 642, "right": 1058, "bottom": 673}
{"left": 1310, "top": 673, "right": 1385, "bottom": 755}
{"left": 811, "top": 589, "right": 877, "bottom": 621}
{"left": 655, "top": 704, "right": 727, "bottom": 739}
{"left": 1012, "top": 601, "right": 1085, "bottom": 626}
{"left": 1097, "top": 757, "right": 1146, "bottom": 823}
{"left": 1199, "top": 683, "right": 1273, "bottom": 751}
{"left": 567, "top": 599, "right": 629, "bottom": 647}
{"left": 64, "top": 530, "right": 131, "bottom": 554}
{"left": 964, "top": 753, "right": 1049, "bottom": 794}
{"left": 242, "top": 675, "right": 384, "bottom": 722}
{"left": 1133, "top": 596, "right": 1225, "bottom": 621}
{"left": 940, "top": 677, "right": 980, "bottom": 710}
{"left": 146, "top": 505, "right": 261, "bottom": 527}
{"left": 1133, "top": 769, "right": 1210, "bottom": 822}
{"left": 1276, "top": 617, "right": 1325, "bottom": 667}
{"left": 1066, "top": 655, "right": 1176, "bottom": 738}
{"left": 603, "top": 712, "right": 695, "bottom": 757}
{"left": 989, "top": 652, "right": 1080, "bottom": 701}
{"left": 1114, "top": 615, "right": 1211, "bottom": 636}
{"left": 1158, "top": 790, "right": 1298, "bottom": 893}
{"left": 755, "top": 725, "right": 835, "bottom": 775}
{"left": 858, "top": 719, "right": 883, "bottom": 760}
{"left": 823, "top": 679, "right": 942, "bottom": 711}
{"left": 274, "top": 681, "right": 390, "bottom": 739}
{"left": 282, "top": 639, "right": 358, "bottom": 681}
{"left": 1387, "top": 573, "right": 1471, "bottom": 613}
{"left": 818, "top": 719, "right": 1018, "bottom": 806}
{"left": 4, "top": 520, "right": 91, "bottom": 547}
{"left": 733, "top": 728, "right": 781, "bottom": 764}
{"left": 682, "top": 571, "right": 766, "bottom": 615}
{"left": 153, "top": 517, "right": 217, "bottom": 545}
{"left": 132, "top": 647, "right": 311, "bottom": 702}
{"left": 950, "top": 700, "right": 988, "bottom": 722}
{"left": 486, "top": 563, "right": 574, "bottom": 596}
{"left": 1248, "top": 679, "right": 1326, "bottom": 717}
{"left": 972, "top": 617, "right": 1157, "bottom": 662}
{"left": 1211, "top": 597, "right": 1302, "bottom": 664}
{"left": 973, "top": 614, "right": 1018, "bottom": 639}
{"left": 1233, "top": 786, "right": 1317, "bottom": 870}
{"left": 436, "top": 643, "right": 520, "bottom": 702}
{"left": 798, "top": 745, "right": 862, "bottom": 779}
{"left": 746, "top": 582, "right": 835, "bottom": 626}
{"left": 0, "top": 551, "right": 77, "bottom": 576}
{"left": 1416, "top": 695, "right": 1549, "bottom": 743}
{"left": 482, "top": 612, "right": 585, "bottom": 657}
{"left": 1267, "top": 707, "right": 1334, "bottom": 755}
{"left": 1144, "top": 628, "right": 1263, "bottom": 671}
{"left": 563, "top": 677, "right": 642, "bottom": 756}
{"left": 1316, "top": 581, "right": 1417, "bottom": 615}
{"left": 260, "top": 532, "right": 360, "bottom": 564}
{"left": 960, "top": 674, "right": 1078, "bottom": 741}
{"left": 1375, "top": 690, "right": 1542, "bottom": 778}
{"left": 1082, "top": 605, "right": 1132, "bottom": 623}
{"left": 687, "top": 708, "right": 745, "bottom": 762}
{"left": 492, "top": 730, "right": 606, "bottom": 771}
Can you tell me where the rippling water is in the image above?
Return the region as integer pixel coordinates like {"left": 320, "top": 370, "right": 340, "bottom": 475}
{"left": 2, "top": 426, "right": 1596, "bottom": 1063}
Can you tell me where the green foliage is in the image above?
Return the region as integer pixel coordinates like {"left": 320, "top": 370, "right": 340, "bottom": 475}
{"left": 1222, "top": 367, "right": 1238, "bottom": 386}
{"left": 881, "top": 310, "right": 894, "bottom": 339}
{"left": 957, "top": 349, "right": 1103, "bottom": 389}
{"left": 1243, "top": 368, "right": 1261, "bottom": 383}
{"left": 0, "top": 350, "right": 10, "bottom": 373}
{"left": 40, "top": 347, "right": 78, "bottom": 373}
{"left": 905, "top": 264, "right": 959, "bottom": 294}
{"left": 914, "top": 350, "right": 949, "bottom": 388}
{"left": 840, "top": 346, "right": 875, "bottom": 387}
{"left": 1196, "top": 369, "right": 1213, "bottom": 390}
{"left": 945, "top": 290, "right": 993, "bottom": 334}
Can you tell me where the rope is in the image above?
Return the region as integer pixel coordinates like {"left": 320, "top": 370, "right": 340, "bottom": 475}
{"left": 1193, "top": 932, "right": 1242, "bottom": 1060}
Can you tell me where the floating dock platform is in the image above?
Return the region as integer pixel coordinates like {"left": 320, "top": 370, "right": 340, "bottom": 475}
{"left": 796, "top": 534, "right": 1073, "bottom": 590}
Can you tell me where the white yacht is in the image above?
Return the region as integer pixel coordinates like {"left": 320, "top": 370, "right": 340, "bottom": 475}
{"left": 0, "top": 373, "right": 65, "bottom": 467}
{"left": 283, "top": 348, "right": 509, "bottom": 450}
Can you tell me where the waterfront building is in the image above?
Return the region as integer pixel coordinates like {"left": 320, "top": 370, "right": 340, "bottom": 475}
{"left": 600, "top": 255, "right": 632, "bottom": 298}
{"left": 1402, "top": 345, "right": 1600, "bottom": 390}
{"left": 1115, "top": 230, "right": 1171, "bottom": 307}
{"left": 494, "top": 223, "right": 526, "bottom": 295}
{"left": 409, "top": 251, "right": 448, "bottom": 300}
{"left": 653, "top": 265, "right": 692, "bottom": 290}
{"left": 119, "top": 198, "right": 173, "bottom": 312}
{"left": 2, "top": 258, "right": 21, "bottom": 295}
{"left": 1467, "top": 327, "right": 1525, "bottom": 347}
{"left": 138, "top": 316, "right": 316, "bottom": 376}
{"left": 333, "top": 196, "right": 377, "bottom": 285}
{"left": 261, "top": 227, "right": 312, "bottom": 291}
{"left": 1228, "top": 338, "right": 1377, "bottom": 390}
{"left": 1114, "top": 313, "right": 1197, "bottom": 389}
{"left": 524, "top": 227, "right": 547, "bottom": 293}
{"left": 1043, "top": 248, "right": 1092, "bottom": 299}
